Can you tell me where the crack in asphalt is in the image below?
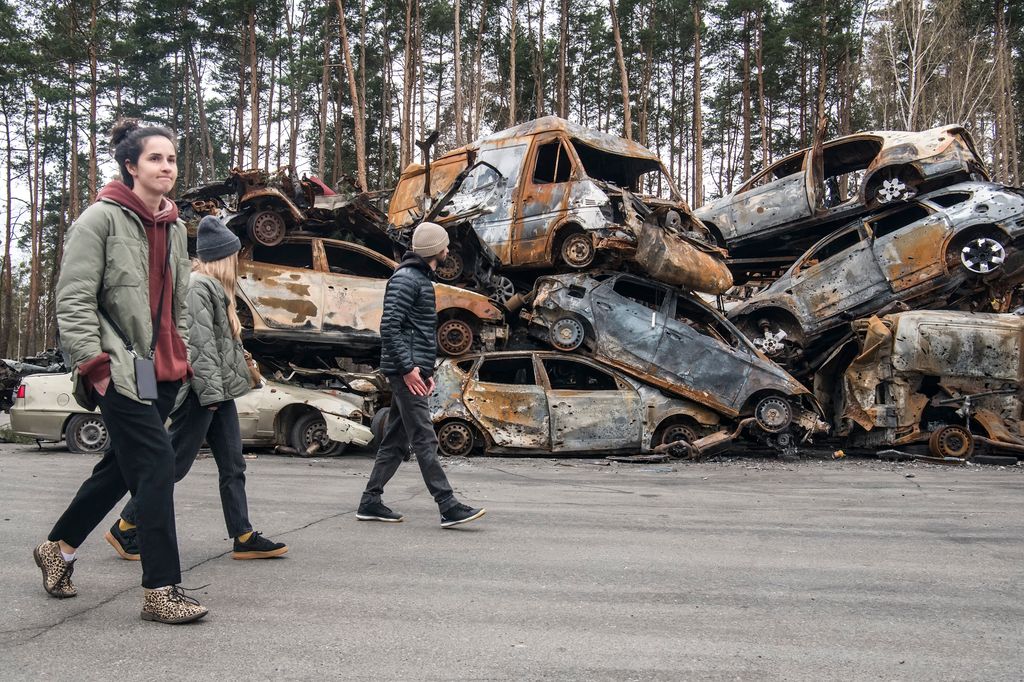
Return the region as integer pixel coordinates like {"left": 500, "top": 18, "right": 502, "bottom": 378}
{"left": 483, "top": 464, "right": 636, "bottom": 494}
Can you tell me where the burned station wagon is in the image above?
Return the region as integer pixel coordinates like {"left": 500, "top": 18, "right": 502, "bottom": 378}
{"left": 694, "top": 126, "right": 988, "bottom": 259}
{"left": 521, "top": 272, "right": 825, "bottom": 445}
{"left": 815, "top": 311, "right": 1024, "bottom": 461}
{"left": 425, "top": 351, "right": 725, "bottom": 457}
{"left": 388, "top": 116, "right": 732, "bottom": 300}
{"left": 728, "top": 182, "right": 1024, "bottom": 371}
{"left": 235, "top": 236, "right": 508, "bottom": 360}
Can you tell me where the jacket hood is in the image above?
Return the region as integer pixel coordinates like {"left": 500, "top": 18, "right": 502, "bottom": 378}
{"left": 97, "top": 180, "right": 179, "bottom": 227}
{"left": 397, "top": 251, "right": 434, "bottom": 277}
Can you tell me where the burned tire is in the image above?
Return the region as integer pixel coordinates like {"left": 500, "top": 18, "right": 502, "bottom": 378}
{"left": 247, "top": 210, "right": 286, "bottom": 246}
{"left": 654, "top": 420, "right": 699, "bottom": 448}
{"left": 288, "top": 411, "right": 345, "bottom": 457}
{"left": 560, "top": 232, "right": 595, "bottom": 269}
{"left": 437, "top": 318, "right": 475, "bottom": 356}
{"left": 435, "top": 251, "right": 465, "bottom": 283}
{"left": 754, "top": 396, "right": 792, "bottom": 434}
{"left": 928, "top": 425, "right": 974, "bottom": 459}
{"left": 549, "top": 317, "right": 585, "bottom": 352}
{"left": 66, "top": 414, "right": 110, "bottom": 454}
{"left": 368, "top": 407, "right": 390, "bottom": 449}
{"left": 436, "top": 420, "right": 476, "bottom": 457}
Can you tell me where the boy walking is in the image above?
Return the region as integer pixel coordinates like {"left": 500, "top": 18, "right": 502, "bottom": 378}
{"left": 357, "top": 222, "right": 486, "bottom": 528}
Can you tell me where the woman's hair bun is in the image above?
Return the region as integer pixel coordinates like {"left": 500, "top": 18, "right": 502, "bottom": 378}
{"left": 110, "top": 118, "right": 141, "bottom": 149}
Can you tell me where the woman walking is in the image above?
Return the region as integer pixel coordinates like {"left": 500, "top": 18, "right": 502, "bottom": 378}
{"left": 33, "top": 119, "right": 208, "bottom": 624}
{"left": 106, "top": 215, "right": 288, "bottom": 562}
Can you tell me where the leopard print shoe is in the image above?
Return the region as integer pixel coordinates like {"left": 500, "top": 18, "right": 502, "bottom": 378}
{"left": 33, "top": 540, "right": 77, "bottom": 598}
{"left": 141, "top": 586, "right": 209, "bottom": 624}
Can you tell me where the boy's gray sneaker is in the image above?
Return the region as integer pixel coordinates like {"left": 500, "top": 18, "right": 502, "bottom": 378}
{"left": 440, "top": 504, "right": 486, "bottom": 528}
{"left": 356, "top": 502, "right": 404, "bottom": 522}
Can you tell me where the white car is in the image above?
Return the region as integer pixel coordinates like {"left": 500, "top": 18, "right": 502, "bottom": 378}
{"left": 9, "top": 373, "right": 373, "bottom": 456}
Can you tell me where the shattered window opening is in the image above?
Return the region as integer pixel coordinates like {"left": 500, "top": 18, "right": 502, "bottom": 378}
{"left": 799, "top": 228, "right": 862, "bottom": 271}
{"left": 322, "top": 244, "right": 393, "bottom": 279}
{"left": 542, "top": 358, "right": 618, "bottom": 391}
{"left": 612, "top": 278, "right": 666, "bottom": 312}
{"left": 455, "top": 360, "right": 475, "bottom": 373}
{"left": 252, "top": 242, "right": 314, "bottom": 269}
{"left": 476, "top": 357, "right": 536, "bottom": 385}
{"left": 532, "top": 141, "right": 572, "bottom": 184}
{"left": 868, "top": 204, "right": 931, "bottom": 239}
{"left": 674, "top": 298, "right": 740, "bottom": 347}
{"left": 568, "top": 139, "right": 660, "bottom": 192}
{"left": 740, "top": 152, "right": 805, "bottom": 193}
{"left": 929, "top": 191, "right": 972, "bottom": 208}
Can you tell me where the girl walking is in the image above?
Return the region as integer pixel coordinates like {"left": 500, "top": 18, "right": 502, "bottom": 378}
{"left": 105, "top": 215, "right": 288, "bottom": 562}
{"left": 34, "top": 119, "right": 208, "bottom": 624}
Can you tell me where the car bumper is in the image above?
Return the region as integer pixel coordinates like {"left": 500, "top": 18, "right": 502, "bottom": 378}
{"left": 9, "top": 408, "right": 66, "bottom": 442}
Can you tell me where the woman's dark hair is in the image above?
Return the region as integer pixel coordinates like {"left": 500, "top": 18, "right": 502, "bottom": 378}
{"left": 110, "top": 119, "right": 175, "bottom": 188}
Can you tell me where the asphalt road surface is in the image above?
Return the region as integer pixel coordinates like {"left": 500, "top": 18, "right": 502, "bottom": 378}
{"left": 2, "top": 441, "right": 1022, "bottom": 680}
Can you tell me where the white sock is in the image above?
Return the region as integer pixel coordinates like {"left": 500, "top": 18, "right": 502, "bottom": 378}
{"left": 61, "top": 550, "right": 76, "bottom": 562}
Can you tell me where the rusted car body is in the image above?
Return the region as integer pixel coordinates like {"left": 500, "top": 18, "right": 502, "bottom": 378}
{"left": 388, "top": 116, "right": 732, "bottom": 298}
{"left": 815, "top": 311, "right": 1024, "bottom": 459}
{"left": 180, "top": 167, "right": 391, "bottom": 253}
{"left": 235, "top": 236, "right": 508, "bottom": 359}
{"left": 728, "top": 182, "right": 1024, "bottom": 371}
{"left": 695, "top": 126, "right": 988, "bottom": 259}
{"left": 426, "top": 351, "right": 725, "bottom": 456}
{"left": 9, "top": 373, "right": 373, "bottom": 456}
{"left": 521, "top": 272, "right": 826, "bottom": 446}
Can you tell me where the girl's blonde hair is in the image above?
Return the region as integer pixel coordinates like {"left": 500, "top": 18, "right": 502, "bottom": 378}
{"left": 193, "top": 252, "right": 241, "bottom": 339}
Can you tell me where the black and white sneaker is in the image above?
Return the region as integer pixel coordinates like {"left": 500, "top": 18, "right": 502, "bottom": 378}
{"left": 356, "top": 501, "right": 404, "bottom": 522}
{"left": 440, "top": 504, "right": 486, "bottom": 528}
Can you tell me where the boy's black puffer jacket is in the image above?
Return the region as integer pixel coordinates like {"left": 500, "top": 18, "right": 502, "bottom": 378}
{"left": 379, "top": 252, "right": 437, "bottom": 378}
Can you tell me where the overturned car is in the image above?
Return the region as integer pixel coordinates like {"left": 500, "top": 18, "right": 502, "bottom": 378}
{"left": 235, "top": 236, "right": 509, "bottom": 362}
{"left": 388, "top": 116, "right": 732, "bottom": 301}
{"left": 425, "top": 351, "right": 726, "bottom": 457}
{"left": 521, "top": 271, "right": 827, "bottom": 453}
{"left": 815, "top": 311, "right": 1024, "bottom": 461}
{"left": 728, "top": 182, "right": 1024, "bottom": 373}
{"left": 695, "top": 125, "right": 988, "bottom": 262}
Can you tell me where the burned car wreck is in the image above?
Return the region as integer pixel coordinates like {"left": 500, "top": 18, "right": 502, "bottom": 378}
{"left": 728, "top": 182, "right": 1024, "bottom": 374}
{"left": 425, "top": 351, "right": 725, "bottom": 457}
{"left": 521, "top": 271, "right": 827, "bottom": 453}
{"left": 815, "top": 311, "right": 1024, "bottom": 461}
{"left": 388, "top": 116, "right": 732, "bottom": 301}
{"left": 235, "top": 236, "right": 508, "bottom": 362}
{"left": 695, "top": 125, "right": 988, "bottom": 262}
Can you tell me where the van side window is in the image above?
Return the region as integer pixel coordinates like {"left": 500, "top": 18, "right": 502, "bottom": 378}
{"left": 533, "top": 141, "right": 572, "bottom": 184}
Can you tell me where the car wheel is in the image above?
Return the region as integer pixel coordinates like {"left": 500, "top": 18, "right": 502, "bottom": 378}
{"left": 737, "top": 315, "right": 804, "bottom": 367}
{"left": 247, "top": 210, "right": 286, "bottom": 246}
{"left": 66, "top": 414, "right": 110, "bottom": 454}
{"left": 489, "top": 275, "right": 516, "bottom": 305}
{"left": 437, "top": 318, "right": 475, "bottom": 355}
{"left": 754, "top": 396, "right": 792, "bottom": 434}
{"left": 289, "top": 411, "right": 345, "bottom": 457}
{"left": 436, "top": 420, "right": 476, "bottom": 457}
{"left": 549, "top": 317, "right": 586, "bottom": 352}
{"left": 369, "top": 407, "right": 390, "bottom": 449}
{"left": 435, "top": 251, "right": 465, "bottom": 283}
{"left": 560, "top": 232, "right": 595, "bottom": 269}
{"left": 960, "top": 237, "right": 1006, "bottom": 274}
{"left": 655, "top": 420, "right": 699, "bottom": 448}
{"left": 928, "top": 424, "right": 974, "bottom": 459}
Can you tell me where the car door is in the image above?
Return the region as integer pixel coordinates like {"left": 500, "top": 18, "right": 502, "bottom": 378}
{"left": 867, "top": 203, "right": 952, "bottom": 293}
{"left": 318, "top": 240, "right": 396, "bottom": 336}
{"left": 589, "top": 275, "right": 668, "bottom": 376}
{"left": 468, "top": 142, "right": 530, "bottom": 266}
{"left": 540, "top": 356, "right": 643, "bottom": 452}
{"left": 511, "top": 135, "right": 576, "bottom": 267}
{"left": 462, "top": 355, "right": 551, "bottom": 450}
{"left": 727, "top": 151, "right": 812, "bottom": 242}
{"left": 652, "top": 293, "right": 751, "bottom": 410}
{"left": 786, "top": 225, "right": 886, "bottom": 324}
{"left": 240, "top": 240, "right": 324, "bottom": 333}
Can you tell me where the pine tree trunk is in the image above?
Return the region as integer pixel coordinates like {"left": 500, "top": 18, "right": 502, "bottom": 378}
{"left": 756, "top": 4, "right": 768, "bottom": 168}
{"left": 557, "top": 0, "right": 568, "bottom": 118}
{"left": 26, "top": 98, "right": 41, "bottom": 355}
{"left": 692, "top": 0, "right": 703, "bottom": 207}
{"left": 318, "top": 21, "right": 330, "bottom": 177}
{"left": 609, "top": 0, "right": 631, "bottom": 140}
{"left": 336, "top": 0, "right": 368, "bottom": 190}
{"left": 88, "top": 0, "right": 98, "bottom": 201}
{"left": 249, "top": 8, "right": 259, "bottom": 169}
{"left": 454, "top": 0, "right": 463, "bottom": 145}
{"left": 1, "top": 106, "right": 13, "bottom": 357}
{"left": 741, "top": 10, "right": 752, "bottom": 181}
{"left": 187, "top": 45, "right": 214, "bottom": 180}
{"left": 400, "top": 0, "right": 414, "bottom": 167}
{"left": 69, "top": 62, "right": 81, "bottom": 220}
{"left": 509, "top": 0, "right": 517, "bottom": 126}
{"left": 471, "top": 0, "right": 488, "bottom": 138}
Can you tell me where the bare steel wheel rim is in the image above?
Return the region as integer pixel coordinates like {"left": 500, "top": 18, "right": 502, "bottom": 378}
{"left": 437, "top": 318, "right": 474, "bottom": 355}
{"left": 77, "top": 417, "right": 108, "bottom": 452}
{"left": 490, "top": 275, "right": 516, "bottom": 305}
{"left": 755, "top": 396, "right": 792, "bottom": 433}
{"left": 661, "top": 423, "right": 698, "bottom": 447}
{"left": 550, "top": 317, "right": 585, "bottom": 351}
{"left": 435, "top": 252, "right": 464, "bottom": 282}
{"left": 248, "top": 210, "right": 286, "bottom": 246}
{"left": 438, "top": 422, "right": 473, "bottom": 457}
{"left": 561, "top": 233, "right": 595, "bottom": 268}
{"left": 961, "top": 237, "right": 1005, "bottom": 274}
{"left": 302, "top": 419, "right": 331, "bottom": 450}
{"left": 931, "top": 425, "right": 974, "bottom": 458}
